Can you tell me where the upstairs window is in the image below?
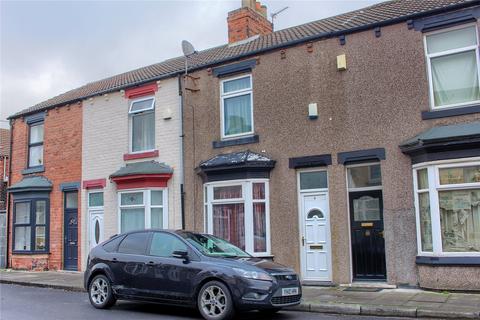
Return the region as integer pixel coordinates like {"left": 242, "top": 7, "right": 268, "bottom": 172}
{"left": 425, "top": 25, "right": 480, "bottom": 109}
{"left": 129, "top": 97, "right": 155, "bottom": 152}
{"left": 220, "top": 75, "right": 253, "bottom": 139}
{"left": 28, "top": 122, "right": 44, "bottom": 168}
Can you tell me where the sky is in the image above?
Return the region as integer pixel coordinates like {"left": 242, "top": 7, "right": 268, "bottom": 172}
{"left": 0, "top": 0, "right": 383, "bottom": 126}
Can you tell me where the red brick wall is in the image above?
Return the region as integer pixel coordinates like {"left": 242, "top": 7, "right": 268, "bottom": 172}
{"left": 227, "top": 7, "right": 273, "bottom": 43}
{"left": 8, "top": 103, "right": 82, "bottom": 271}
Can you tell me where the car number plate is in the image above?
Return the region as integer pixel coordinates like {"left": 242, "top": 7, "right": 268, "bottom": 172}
{"left": 282, "top": 287, "right": 299, "bottom": 296}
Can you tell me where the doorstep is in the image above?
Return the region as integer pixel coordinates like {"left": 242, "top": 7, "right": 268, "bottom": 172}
{"left": 340, "top": 281, "right": 397, "bottom": 289}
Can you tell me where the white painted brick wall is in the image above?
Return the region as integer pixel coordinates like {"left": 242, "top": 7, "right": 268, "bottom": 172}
{"left": 80, "top": 78, "right": 183, "bottom": 269}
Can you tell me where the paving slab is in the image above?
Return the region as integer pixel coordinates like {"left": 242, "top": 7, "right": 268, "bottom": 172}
{"left": 410, "top": 292, "right": 449, "bottom": 303}
{"left": 360, "top": 305, "right": 417, "bottom": 318}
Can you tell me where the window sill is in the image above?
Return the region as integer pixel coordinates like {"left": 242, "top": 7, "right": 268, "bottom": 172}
{"left": 22, "top": 166, "right": 45, "bottom": 175}
{"left": 421, "top": 104, "right": 480, "bottom": 120}
{"left": 213, "top": 135, "right": 259, "bottom": 149}
{"left": 12, "top": 251, "right": 49, "bottom": 255}
{"left": 123, "top": 150, "right": 159, "bottom": 161}
{"left": 416, "top": 255, "right": 480, "bottom": 266}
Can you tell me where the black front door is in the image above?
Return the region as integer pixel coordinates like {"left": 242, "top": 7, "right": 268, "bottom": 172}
{"left": 349, "top": 190, "right": 386, "bottom": 281}
{"left": 64, "top": 191, "right": 78, "bottom": 271}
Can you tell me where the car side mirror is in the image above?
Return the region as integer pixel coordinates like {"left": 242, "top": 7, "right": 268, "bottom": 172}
{"left": 173, "top": 250, "right": 189, "bottom": 261}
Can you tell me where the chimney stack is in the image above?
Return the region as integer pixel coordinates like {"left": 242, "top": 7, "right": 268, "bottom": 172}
{"left": 227, "top": 0, "right": 273, "bottom": 44}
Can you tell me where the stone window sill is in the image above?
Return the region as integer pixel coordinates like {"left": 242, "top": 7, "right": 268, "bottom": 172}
{"left": 123, "top": 150, "right": 159, "bottom": 161}
{"left": 12, "top": 251, "right": 50, "bottom": 255}
{"left": 416, "top": 255, "right": 480, "bottom": 266}
{"left": 421, "top": 104, "right": 480, "bottom": 120}
{"left": 22, "top": 166, "right": 45, "bottom": 175}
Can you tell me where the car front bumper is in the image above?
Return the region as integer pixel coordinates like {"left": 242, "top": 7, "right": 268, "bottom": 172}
{"left": 232, "top": 275, "right": 302, "bottom": 310}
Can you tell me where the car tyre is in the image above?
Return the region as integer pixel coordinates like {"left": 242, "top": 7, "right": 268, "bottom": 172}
{"left": 88, "top": 274, "right": 116, "bottom": 309}
{"left": 197, "top": 280, "right": 235, "bottom": 320}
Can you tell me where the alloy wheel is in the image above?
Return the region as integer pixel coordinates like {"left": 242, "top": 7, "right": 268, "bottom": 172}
{"left": 90, "top": 277, "right": 109, "bottom": 305}
{"left": 200, "top": 285, "right": 227, "bottom": 318}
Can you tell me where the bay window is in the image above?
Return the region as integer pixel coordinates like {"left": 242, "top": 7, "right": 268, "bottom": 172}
{"left": 13, "top": 199, "right": 48, "bottom": 252}
{"left": 204, "top": 180, "right": 270, "bottom": 256}
{"left": 414, "top": 160, "right": 480, "bottom": 256}
{"left": 425, "top": 24, "right": 480, "bottom": 109}
{"left": 118, "top": 189, "right": 167, "bottom": 233}
{"left": 129, "top": 97, "right": 155, "bottom": 152}
{"left": 220, "top": 75, "right": 253, "bottom": 139}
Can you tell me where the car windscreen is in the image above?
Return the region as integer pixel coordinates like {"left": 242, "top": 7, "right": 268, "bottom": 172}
{"left": 181, "top": 233, "right": 250, "bottom": 258}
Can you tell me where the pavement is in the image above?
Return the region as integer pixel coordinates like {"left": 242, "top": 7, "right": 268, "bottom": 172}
{"left": 1, "top": 269, "right": 479, "bottom": 319}
{"left": 0, "top": 283, "right": 408, "bottom": 320}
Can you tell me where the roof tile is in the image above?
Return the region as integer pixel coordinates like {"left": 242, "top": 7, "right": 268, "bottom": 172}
{"left": 10, "top": 0, "right": 477, "bottom": 118}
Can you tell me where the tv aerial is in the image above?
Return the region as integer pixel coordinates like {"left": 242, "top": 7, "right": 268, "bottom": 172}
{"left": 270, "top": 6, "right": 289, "bottom": 29}
{"left": 181, "top": 40, "right": 197, "bottom": 75}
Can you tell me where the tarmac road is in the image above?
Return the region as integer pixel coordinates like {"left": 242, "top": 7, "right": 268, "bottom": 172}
{"left": 0, "top": 283, "right": 421, "bottom": 320}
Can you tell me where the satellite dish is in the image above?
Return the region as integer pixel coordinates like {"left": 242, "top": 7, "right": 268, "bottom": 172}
{"left": 182, "top": 40, "right": 196, "bottom": 57}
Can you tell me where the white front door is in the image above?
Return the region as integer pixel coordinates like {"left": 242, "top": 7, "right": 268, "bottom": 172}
{"left": 89, "top": 211, "right": 104, "bottom": 250}
{"left": 300, "top": 192, "right": 331, "bottom": 281}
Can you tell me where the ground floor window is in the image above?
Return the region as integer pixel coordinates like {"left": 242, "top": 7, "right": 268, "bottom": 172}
{"left": 118, "top": 189, "right": 167, "bottom": 233}
{"left": 414, "top": 160, "right": 480, "bottom": 255}
{"left": 13, "top": 199, "right": 48, "bottom": 252}
{"left": 204, "top": 180, "right": 270, "bottom": 256}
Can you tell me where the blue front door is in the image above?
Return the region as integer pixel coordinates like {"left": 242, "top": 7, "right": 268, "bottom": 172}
{"left": 64, "top": 191, "right": 78, "bottom": 271}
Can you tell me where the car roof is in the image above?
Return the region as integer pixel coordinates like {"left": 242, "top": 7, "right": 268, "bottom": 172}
{"left": 119, "top": 229, "right": 199, "bottom": 236}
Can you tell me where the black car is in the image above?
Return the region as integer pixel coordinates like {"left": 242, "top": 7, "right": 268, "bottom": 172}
{"left": 84, "top": 230, "right": 301, "bottom": 320}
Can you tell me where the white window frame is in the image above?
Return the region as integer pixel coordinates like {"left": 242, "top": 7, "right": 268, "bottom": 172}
{"left": 298, "top": 167, "right": 329, "bottom": 193}
{"left": 87, "top": 190, "right": 104, "bottom": 210}
{"left": 220, "top": 74, "right": 254, "bottom": 140}
{"left": 413, "top": 157, "right": 480, "bottom": 257}
{"left": 204, "top": 179, "right": 270, "bottom": 256}
{"left": 424, "top": 23, "right": 480, "bottom": 110}
{"left": 117, "top": 188, "right": 168, "bottom": 233}
{"left": 128, "top": 96, "right": 156, "bottom": 154}
{"left": 129, "top": 96, "right": 155, "bottom": 114}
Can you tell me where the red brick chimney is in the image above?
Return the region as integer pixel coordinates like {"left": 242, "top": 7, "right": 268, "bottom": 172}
{"left": 227, "top": 0, "right": 273, "bottom": 44}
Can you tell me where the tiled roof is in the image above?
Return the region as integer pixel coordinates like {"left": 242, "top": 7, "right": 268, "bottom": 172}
{"left": 199, "top": 150, "right": 275, "bottom": 169}
{"left": 400, "top": 121, "right": 480, "bottom": 150}
{"left": 0, "top": 129, "right": 10, "bottom": 157}
{"left": 110, "top": 161, "right": 173, "bottom": 178}
{"left": 10, "top": 0, "right": 478, "bottom": 119}
{"left": 8, "top": 176, "right": 53, "bottom": 192}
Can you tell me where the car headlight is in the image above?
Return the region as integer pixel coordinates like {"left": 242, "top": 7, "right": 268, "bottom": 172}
{"left": 233, "top": 268, "right": 273, "bottom": 281}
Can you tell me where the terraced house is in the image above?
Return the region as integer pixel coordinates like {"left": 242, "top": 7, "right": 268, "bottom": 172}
{"left": 182, "top": 0, "right": 480, "bottom": 290}
{"left": 5, "top": 0, "right": 480, "bottom": 290}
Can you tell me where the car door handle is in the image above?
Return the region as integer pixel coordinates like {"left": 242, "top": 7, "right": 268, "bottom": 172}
{"left": 112, "top": 258, "right": 118, "bottom": 263}
{"left": 146, "top": 261, "right": 156, "bottom": 266}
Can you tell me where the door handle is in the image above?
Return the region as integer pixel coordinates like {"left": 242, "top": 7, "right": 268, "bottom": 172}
{"left": 301, "top": 236, "right": 305, "bottom": 246}
{"left": 112, "top": 258, "right": 118, "bottom": 263}
{"left": 146, "top": 261, "right": 156, "bottom": 266}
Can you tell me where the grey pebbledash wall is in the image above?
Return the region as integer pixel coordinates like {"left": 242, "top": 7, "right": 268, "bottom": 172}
{"left": 182, "top": 18, "right": 480, "bottom": 290}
